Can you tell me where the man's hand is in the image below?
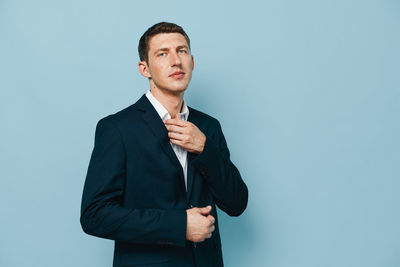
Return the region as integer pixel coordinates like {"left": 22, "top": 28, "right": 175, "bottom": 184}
{"left": 165, "top": 114, "right": 206, "bottom": 154}
{"left": 186, "top": 205, "right": 215, "bottom": 242}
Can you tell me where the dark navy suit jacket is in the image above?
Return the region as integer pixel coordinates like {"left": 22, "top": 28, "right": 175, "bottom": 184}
{"left": 80, "top": 94, "right": 248, "bottom": 267}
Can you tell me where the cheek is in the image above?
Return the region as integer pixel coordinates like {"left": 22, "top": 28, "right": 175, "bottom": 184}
{"left": 148, "top": 60, "right": 166, "bottom": 76}
{"left": 150, "top": 67, "right": 165, "bottom": 81}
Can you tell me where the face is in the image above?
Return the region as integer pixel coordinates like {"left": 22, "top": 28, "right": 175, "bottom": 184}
{"left": 139, "top": 33, "right": 194, "bottom": 95}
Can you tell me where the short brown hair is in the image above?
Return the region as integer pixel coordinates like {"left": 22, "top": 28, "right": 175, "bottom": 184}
{"left": 138, "top": 22, "right": 191, "bottom": 63}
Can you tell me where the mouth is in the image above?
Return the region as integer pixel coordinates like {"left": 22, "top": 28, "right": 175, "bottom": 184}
{"left": 169, "top": 71, "right": 185, "bottom": 79}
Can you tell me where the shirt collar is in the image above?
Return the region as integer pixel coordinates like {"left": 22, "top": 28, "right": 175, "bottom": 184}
{"left": 145, "top": 89, "right": 189, "bottom": 122}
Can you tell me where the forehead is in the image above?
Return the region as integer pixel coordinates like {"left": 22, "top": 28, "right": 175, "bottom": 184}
{"left": 148, "top": 33, "right": 188, "bottom": 51}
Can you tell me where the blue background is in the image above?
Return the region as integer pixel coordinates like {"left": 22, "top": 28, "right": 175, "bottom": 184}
{"left": 1, "top": 0, "right": 399, "bottom": 266}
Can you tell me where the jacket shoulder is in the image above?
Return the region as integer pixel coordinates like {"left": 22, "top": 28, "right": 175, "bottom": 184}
{"left": 95, "top": 103, "right": 141, "bottom": 130}
{"left": 188, "top": 106, "right": 220, "bottom": 126}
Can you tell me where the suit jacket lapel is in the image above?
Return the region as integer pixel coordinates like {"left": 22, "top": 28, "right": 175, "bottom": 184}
{"left": 134, "top": 95, "right": 185, "bottom": 184}
{"left": 186, "top": 108, "right": 199, "bottom": 202}
{"left": 186, "top": 153, "right": 195, "bottom": 202}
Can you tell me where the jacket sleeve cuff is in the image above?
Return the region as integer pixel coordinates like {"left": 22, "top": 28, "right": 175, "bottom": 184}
{"left": 157, "top": 209, "right": 187, "bottom": 247}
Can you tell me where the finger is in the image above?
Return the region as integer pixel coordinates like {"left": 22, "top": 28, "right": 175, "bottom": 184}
{"left": 168, "top": 132, "right": 185, "bottom": 141}
{"left": 164, "top": 118, "right": 187, "bottom": 127}
{"left": 166, "top": 125, "right": 185, "bottom": 134}
{"left": 207, "top": 215, "right": 215, "bottom": 224}
{"left": 199, "top": 206, "right": 212, "bottom": 215}
{"left": 169, "top": 138, "right": 185, "bottom": 148}
{"left": 210, "top": 225, "right": 215, "bottom": 233}
{"left": 205, "top": 233, "right": 212, "bottom": 239}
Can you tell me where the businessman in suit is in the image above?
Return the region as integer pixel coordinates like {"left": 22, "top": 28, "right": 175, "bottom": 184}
{"left": 80, "top": 22, "right": 248, "bottom": 267}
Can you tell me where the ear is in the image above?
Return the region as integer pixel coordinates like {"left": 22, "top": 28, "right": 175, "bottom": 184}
{"left": 191, "top": 55, "right": 194, "bottom": 71}
{"left": 138, "top": 61, "right": 152, "bottom": 78}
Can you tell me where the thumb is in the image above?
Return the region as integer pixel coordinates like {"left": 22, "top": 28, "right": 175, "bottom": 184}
{"left": 174, "top": 113, "right": 180, "bottom": 119}
{"left": 199, "top": 205, "right": 212, "bottom": 215}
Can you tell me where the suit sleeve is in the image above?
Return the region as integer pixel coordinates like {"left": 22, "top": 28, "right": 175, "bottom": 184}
{"left": 191, "top": 120, "right": 248, "bottom": 216}
{"left": 80, "top": 117, "right": 187, "bottom": 246}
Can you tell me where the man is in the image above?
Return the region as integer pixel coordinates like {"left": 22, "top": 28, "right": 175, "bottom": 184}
{"left": 80, "top": 22, "right": 248, "bottom": 267}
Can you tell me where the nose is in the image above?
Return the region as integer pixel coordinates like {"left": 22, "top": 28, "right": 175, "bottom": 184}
{"left": 169, "top": 51, "right": 182, "bottom": 66}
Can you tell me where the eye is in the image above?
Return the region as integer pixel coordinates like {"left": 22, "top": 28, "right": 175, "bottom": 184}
{"left": 178, "top": 49, "right": 187, "bottom": 54}
{"left": 158, "top": 52, "right": 166, "bottom": 57}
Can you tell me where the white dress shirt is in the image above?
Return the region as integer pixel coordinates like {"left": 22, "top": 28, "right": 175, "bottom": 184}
{"left": 145, "top": 90, "right": 189, "bottom": 191}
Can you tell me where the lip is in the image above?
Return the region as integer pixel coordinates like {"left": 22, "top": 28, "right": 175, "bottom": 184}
{"left": 169, "top": 71, "right": 185, "bottom": 79}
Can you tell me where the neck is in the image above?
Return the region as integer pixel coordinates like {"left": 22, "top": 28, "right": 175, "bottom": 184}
{"left": 149, "top": 87, "right": 184, "bottom": 118}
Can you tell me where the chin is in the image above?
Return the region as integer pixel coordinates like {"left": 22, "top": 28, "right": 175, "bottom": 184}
{"left": 157, "top": 86, "right": 186, "bottom": 96}
{"left": 170, "top": 87, "right": 187, "bottom": 94}
{"left": 168, "top": 84, "right": 189, "bottom": 93}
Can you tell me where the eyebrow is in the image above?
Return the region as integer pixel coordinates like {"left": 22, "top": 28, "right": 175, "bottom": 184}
{"left": 176, "top": 45, "right": 189, "bottom": 50}
{"left": 153, "top": 45, "right": 189, "bottom": 55}
{"left": 154, "top": 48, "right": 169, "bottom": 55}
